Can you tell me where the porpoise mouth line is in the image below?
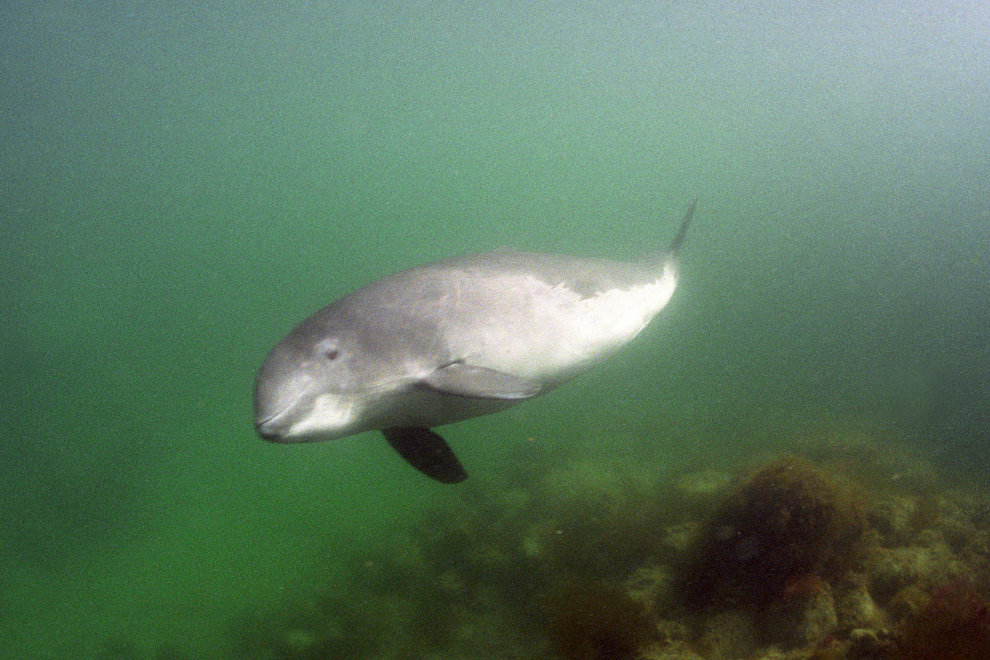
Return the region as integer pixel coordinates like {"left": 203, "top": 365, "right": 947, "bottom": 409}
{"left": 256, "top": 419, "right": 285, "bottom": 441}
{"left": 255, "top": 417, "right": 278, "bottom": 431}
{"left": 255, "top": 405, "right": 286, "bottom": 425}
{"left": 255, "top": 411, "right": 278, "bottom": 426}
{"left": 255, "top": 383, "right": 312, "bottom": 429}
{"left": 255, "top": 406, "right": 293, "bottom": 433}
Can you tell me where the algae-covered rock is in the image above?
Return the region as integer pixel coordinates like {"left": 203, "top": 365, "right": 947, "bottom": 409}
{"left": 868, "top": 493, "right": 922, "bottom": 546}
{"left": 535, "top": 459, "right": 669, "bottom": 579}
{"left": 893, "top": 578, "right": 990, "bottom": 660}
{"left": 847, "top": 627, "right": 896, "bottom": 659}
{"left": 695, "top": 609, "right": 760, "bottom": 659}
{"left": 639, "top": 640, "right": 706, "bottom": 660}
{"left": 660, "top": 522, "right": 701, "bottom": 561}
{"left": 681, "top": 456, "right": 867, "bottom": 609}
{"left": 868, "top": 541, "right": 963, "bottom": 604}
{"left": 542, "top": 577, "right": 654, "bottom": 660}
{"left": 834, "top": 573, "right": 887, "bottom": 631}
{"left": 763, "top": 578, "right": 838, "bottom": 648}
{"left": 226, "top": 429, "right": 990, "bottom": 660}
{"left": 886, "top": 584, "right": 930, "bottom": 620}
{"left": 624, "top": 563, "right": 677, "bottom": 615}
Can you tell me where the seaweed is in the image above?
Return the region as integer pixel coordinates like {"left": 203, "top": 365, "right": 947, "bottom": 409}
{"left": 680, "top": 456, "right": 867, "bottom": 610}
{"left": 894, "top": 578, "right": 990, "bottom": 660}
{"left": 541, "top": 577, "right": 654, "bottom": 660}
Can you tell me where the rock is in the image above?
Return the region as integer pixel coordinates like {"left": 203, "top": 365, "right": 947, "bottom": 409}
{"left": 834, "top": 574, "right": 887, "bottom": 630}
{"left": 681, "top": 456, "right": 867, "bottom": 609}
{"left": 639, "top": 640, "right": 705, "bottom": 660}
{"left": 960, "top": 530, "right": 990, "bottom": 588}
{"left": 935, "top": 493, "right": 979, "bottom": 553}
{"left": 696, "top": 610, "right": 760, "bottom": 659}
{"left": 763, "top": 579, "right": 838, "bottom": 648}
{"left": 867, "top": 494, "right": 918, "bottom": 546}
{"left": 655, "top": 618, "right": 693, "bottom": 645}
{"left": 886, "top": 584, "right": 929, "bottom": 620}
{"left": 660, "top": 522, "right": 700, "bottom": 561}
{"left": 624, "top": 563, "right": 676, "bottom": 614}
{"left": 846, "top": 628, "right": 896, "bottom": 659}
{"left": 868, "top": 542, "right": 963, "bottom": 604}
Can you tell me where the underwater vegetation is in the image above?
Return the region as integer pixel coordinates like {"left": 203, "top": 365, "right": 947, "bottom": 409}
{"left": 230, "top": 590, "right": 376, "bottom": 660}
{"left": 542, "top": 578, "right": 653, "bottom": 660}
{"left": 680, "top": 456, "right": 868, "bottom": 610}
{"left": 892, "top": 578, "right": 990, "bottom": 660}
{"left": 222, "top": 426, "right": 990, "bottom": 659}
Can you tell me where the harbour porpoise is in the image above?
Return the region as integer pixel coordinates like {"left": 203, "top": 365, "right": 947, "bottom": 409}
{"left": 254, "top": 200, "right": 696, "bottom": 483}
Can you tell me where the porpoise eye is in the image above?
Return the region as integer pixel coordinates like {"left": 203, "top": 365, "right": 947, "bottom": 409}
{"left": 323, "top": 348, "right": 340, "bottom": 360}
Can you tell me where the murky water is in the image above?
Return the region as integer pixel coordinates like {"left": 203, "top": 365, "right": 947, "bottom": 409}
{"left": 1, "top": 2, "right": 987, "bottom": 657}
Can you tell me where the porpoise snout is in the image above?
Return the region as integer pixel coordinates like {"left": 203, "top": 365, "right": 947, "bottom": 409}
{"left": 255, "top": 411, "right": 287, "bottom": 440}
{"left": 254, "top": 382, "right": 308, "bottom": 441}
{"left": 254, "top": 343, "right": 315, "bottom": 441}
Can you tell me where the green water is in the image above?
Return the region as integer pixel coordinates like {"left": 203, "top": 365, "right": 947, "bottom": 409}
{"left": 1, "top": 1, "right": 987, "bottom": 657}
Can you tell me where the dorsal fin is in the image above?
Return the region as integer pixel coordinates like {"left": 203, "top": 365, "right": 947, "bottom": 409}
{"left": 667, "top": 198, "right": 697, "bottom": 257}
{"left": 637, "top": 198, "right": 697, "bottom": 265}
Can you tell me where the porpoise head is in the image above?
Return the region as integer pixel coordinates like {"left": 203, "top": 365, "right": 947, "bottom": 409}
{"left": 253, "top": 310, "right": 375, "bottom": 442}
